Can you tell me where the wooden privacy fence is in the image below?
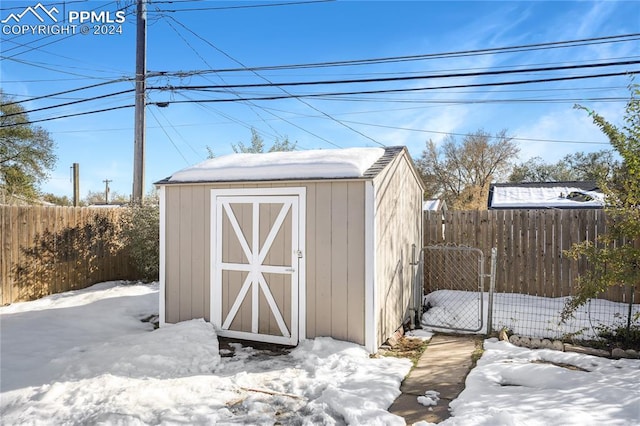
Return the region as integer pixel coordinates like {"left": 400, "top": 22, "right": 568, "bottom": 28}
{"left": 423, "top": 209, "right": 639, "bottom": 303}
{"left": 1, "top": 205, "right": 138, "bottom": 305}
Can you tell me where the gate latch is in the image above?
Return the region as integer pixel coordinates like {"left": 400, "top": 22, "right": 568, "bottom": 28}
{"left": 295, "top": 250, "right": 303, "bottom": 258}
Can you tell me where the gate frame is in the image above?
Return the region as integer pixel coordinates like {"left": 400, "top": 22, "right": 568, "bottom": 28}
{"left": 422, "top": 244, "right": 495, "bottom": 333}
{"left": 209, "top": 187, "right": 306, "bottom": 345}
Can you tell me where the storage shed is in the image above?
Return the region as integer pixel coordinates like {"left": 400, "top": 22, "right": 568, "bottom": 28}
{"left": 155, "top": 146, "right": 425, "bottom": 353}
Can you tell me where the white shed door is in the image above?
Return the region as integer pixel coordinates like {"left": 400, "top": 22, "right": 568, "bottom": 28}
{"left": 211, "top": 190, "right": 304, "bottom": 346}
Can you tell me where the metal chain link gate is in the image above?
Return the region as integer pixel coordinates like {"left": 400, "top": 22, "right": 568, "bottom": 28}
{"left": 421, "top": 245, "right": 496, "bottom": 333}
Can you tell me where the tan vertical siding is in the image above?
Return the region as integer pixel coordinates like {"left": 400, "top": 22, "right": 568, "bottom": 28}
{"left": 330, "top": 183, "right": 349, "bottom": 341}
{"left": 312, "top": 183, "right": 333, "bottom": 337}
{"left": 178, "top": 187, "right": 193, "bottom": 321}
{"left": 162, "top": 181, "right": 367, "bottom": 346}
{"left": 165, "top": 187, "right": 181, "bottom": 323}
{"left": 346, "top": 181, "right": 366, "bottom": 344}
{"left": 305, "top": 183, "right": 317, "bottom": 337}
{"left": 307, "top": 181, "right": 366, "bottom": 345}
{"left": 373, "top": 151, "right": 424, "bottom": 347}
{"left": 191, "top": 185, "right": 206, "bottom": 320}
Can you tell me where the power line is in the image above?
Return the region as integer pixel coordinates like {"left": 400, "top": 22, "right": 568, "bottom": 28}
{"left": 1, "top": 38, "right": 131, "bottom": 76}
{"left": 39, "top": 115, "right": 613, "bottom": 146}
{"left": 3, "top": 89, "right": 135, "bottom": 118}
{"left": 147, "top": 71, "right": 637, "bottom": 105}
{"left": 3, "top": 78, "right": 134, "bottom": 106}
{"left": 177, "top": 92, "right": 278, "bottom": 139}
{"left": 35, "top": 88, "right": 626, "bottom": 136}
{"left": 157, "top": 11, "right": 335, "bottom": 149}
{"left": 151, "top": 102, "right": 205, "bottom": 159}
{"left": 0, "top": 0, "right": 95, "bottom": 12}
{"left": 132, "top": 0, "right": 204, "bottom": 4}
{"left": 1, "top": 55, "right": 125, "bottom": 80}
{"left": 8, "top": 36, "right": 636, "bottom": 111}
{"left": 150, "top": 0, "right": 333, "bottom": 12}
{"left": 12, "top": 60, "right": 623, "bottom": 112}
{"left": 149, "top": 59, "right": 640, "bottom": 91}
{"left": 163, "top": 15, "right": 383, "bottom": 147}
{"left": 5, "top": 25, "right": 635, "bottom": 128}
{"left": 163, "top": 15, "right": 362, "bottom": 147}
{"left": 310, "top": 96, "right": 627, "bottom": 105}
{"left": 157, "top": 11, "right": 287, "bottom": 141}
{"left": 177, "top": 89, "right": 340, "bottom": 149}
{"left": 148, "top": 33, "right": 640, "bottom": 76}
{"left": 0, "top": 104, "right": 134, "bottom": 127}
{"left": 241, "top": 55, "right": 640, "bottom": 79}
{"left": 139, "top": 0, "right": 205, "bottom": 3}
{"left": 1, "top": 33, "right": 76, "bottom": 58}
{"left": 338, "top": 121, "right": 611, "bottom": 145}
{"left": 6, "top": 71, "right": 634, "bottom": 127}
{"left": 147, "top": 105, "right": 190, "bottom": 164}
{"left": 253, "top": 98, "right": 619, "bottom": 119}
{"left": 1, "top": 2, "right": 133, "bottom": 59}
{"left": 1, "top": 77, "right": 116, "bottom": 83}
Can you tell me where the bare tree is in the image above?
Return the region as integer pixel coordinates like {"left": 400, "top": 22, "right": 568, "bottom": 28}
{"left": 509, "top": 150, "right": 619, "bottom": 183}
{"left": 84, "top": 190, "right": 129, "bottom": 205}
{"left": 232, "top": 128, "right": 297, "bottom": 153}
{"left": 416, "top": 129, "right": 519, "bottom": 209}
{"left": 232, "top": 128, "right": 265, "bottom": 154}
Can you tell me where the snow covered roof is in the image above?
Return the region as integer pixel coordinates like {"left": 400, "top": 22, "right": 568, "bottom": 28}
{"left": 488, "top": 182, "right": 605, "bottom": 209}
{"left": 159, "top": 147, "right": 399, "bottom": 183}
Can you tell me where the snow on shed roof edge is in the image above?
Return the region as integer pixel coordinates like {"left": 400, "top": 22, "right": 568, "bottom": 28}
{"left": 156, "top": 146, "right": 406, "bottom": 184}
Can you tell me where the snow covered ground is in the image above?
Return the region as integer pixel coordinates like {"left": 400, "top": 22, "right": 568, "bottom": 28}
{"left": 420, "top": 290, "right": 640, "bottom": 426}
{"left": 419, "top": 339, "right": 640, "bottom": 426}
{"left": 1, "top": 281, "right": 410, "bottom": 425}
{"left": 422, "top": 289, "right": 640, "bottom": 340}
{"left": 2, "top": 282, "right": 639, "bottom": 425}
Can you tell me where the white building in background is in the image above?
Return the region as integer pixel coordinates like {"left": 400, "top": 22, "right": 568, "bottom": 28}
{"left": 488, "top": 181, "right": 605, "bottom": 209}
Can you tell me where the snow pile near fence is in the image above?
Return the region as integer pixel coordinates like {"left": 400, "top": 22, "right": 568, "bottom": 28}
{"left": 1, "top": 281, "right": 410, "bottom": 425}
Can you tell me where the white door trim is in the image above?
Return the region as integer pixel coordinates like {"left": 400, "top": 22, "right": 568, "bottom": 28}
{"left": 210, "top": 187, "right": 306, "bottom": 345}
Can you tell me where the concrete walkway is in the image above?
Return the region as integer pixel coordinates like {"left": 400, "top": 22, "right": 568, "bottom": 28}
{"left": 388, "top": 334, "right": 480, "bottom": 425}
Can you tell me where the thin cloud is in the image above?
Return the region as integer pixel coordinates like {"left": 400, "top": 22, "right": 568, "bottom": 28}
{"left": 513, "top": 104, "right": 619, "bottom": 164}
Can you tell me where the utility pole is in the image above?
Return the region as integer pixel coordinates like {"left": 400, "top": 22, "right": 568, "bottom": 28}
{"left": 72, "top": 163, "right": 80, "bottom": 206}
{"left": 103, "top": 179, "right": 112, "bottom": 205}
{"left": 132, "top": 0, "right": 147, "bottom": 204}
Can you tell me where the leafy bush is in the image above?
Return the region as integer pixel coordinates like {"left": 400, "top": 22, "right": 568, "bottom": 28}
{"left": 564, "top": 84, "right": 640, "bottom": 319}
{"left": 121, "top": 202, "right": 159, "bottom": 281}
{"left": 595, "top": 312, "right": 640, "bottom": 350}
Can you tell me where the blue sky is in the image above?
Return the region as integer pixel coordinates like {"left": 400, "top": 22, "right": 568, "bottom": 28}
{"left": 1, "top": 0, "right": 639, "bottom": 199}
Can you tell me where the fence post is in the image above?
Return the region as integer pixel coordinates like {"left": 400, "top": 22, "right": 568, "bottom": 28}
{"left": 487, "top": 247, "right": 497, "bottom": 336}
{"left": 627, "top": 284, "right": 636, "bottom": 340}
